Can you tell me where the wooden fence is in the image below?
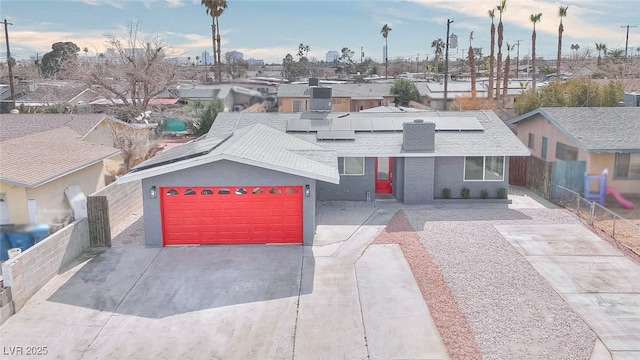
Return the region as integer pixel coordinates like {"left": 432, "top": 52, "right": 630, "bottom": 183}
{"left": 87, "top": 196, "right": 111, "bottom": 247}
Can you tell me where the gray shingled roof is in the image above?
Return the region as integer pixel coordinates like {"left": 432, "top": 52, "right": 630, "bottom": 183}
{"left": 508, "top": 107, "right": 640, "bottom": 152}
{"left": 119, "top": 123, "right": 339, "bottom": 184}
{"left": 0, "top": 127, "right": 120, "bottom": 187}
{"left": 0, "top": 113, "right": 110, "bottom": 141}
{"left": 277, "top": 83, "right": 394, "bottom": 98}
{"left": 209, "top": 110, "right": 530, "bottom": 157}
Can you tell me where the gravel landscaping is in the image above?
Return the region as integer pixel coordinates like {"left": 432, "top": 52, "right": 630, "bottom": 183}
{"left": 377, "top": 207, "right": 597, "bottom": 360}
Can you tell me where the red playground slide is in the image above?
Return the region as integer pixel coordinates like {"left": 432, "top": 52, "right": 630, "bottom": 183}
{"left": 605, "top": 186, "right": 635, "bottom": 209}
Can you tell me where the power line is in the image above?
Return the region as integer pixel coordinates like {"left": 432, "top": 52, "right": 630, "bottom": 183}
{"left": 621, "top": 24, "right": 637, "bottom": 58}
{"left": 3, "top": 19, "right": 15, "bottom": 110}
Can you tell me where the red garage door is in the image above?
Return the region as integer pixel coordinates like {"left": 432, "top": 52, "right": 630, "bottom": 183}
{"left": 160, "top": 186, "right": 303, "bottom": 245}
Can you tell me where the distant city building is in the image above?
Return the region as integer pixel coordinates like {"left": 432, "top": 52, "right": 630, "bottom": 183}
{"left": 326, "top": 51, "right": 339, "bottom": 63}
{"left": 201, "top": 51, "right": 212, "bottom": 65}
{"left": 246, "top": 58, "right": 264, "bottom": 66}
{"left": 226, "top": 50, "right": 244, "bottom": 62}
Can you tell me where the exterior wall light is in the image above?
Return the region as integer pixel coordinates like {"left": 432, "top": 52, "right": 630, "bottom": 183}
{"left": 149, "top": 186, "right": 157, "bottom": 199}
{"left": 305, "top": 184, "right": 311, "bottom": 197}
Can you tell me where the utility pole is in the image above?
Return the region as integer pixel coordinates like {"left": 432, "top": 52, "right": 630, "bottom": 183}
{"left": 515, "top": 40, "right": 522, "bottom": 77}
{"left": 361, "top": 46, "right": 364, "bottom": 63}
{"left": 621, "top": 25, "right": 637, "bottom": 58}
{"left": 3, "top": 19, "right": 15, "bottom": 111}
{"left": 444, "top": 18, "right": 454, "bottom": 110}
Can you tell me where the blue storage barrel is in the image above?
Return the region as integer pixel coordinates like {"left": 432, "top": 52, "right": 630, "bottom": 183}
{"left": 30, "top": 224, "right": 50, "bottom": 244}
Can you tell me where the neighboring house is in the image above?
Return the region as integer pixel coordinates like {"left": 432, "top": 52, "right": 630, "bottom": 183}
{"left": 277, "top": 83, "right": 395, "bottom": 112}
{"left": 11, "top": 81, "right": 99, "bottom": 112}
{"left": 507, "top": 107, "right": 640, "bottom": 194}
{"left": 155, "top": 84, "right": 264, "bottom": 112}
{"left": 0, "top": 114, "right": 155, "bottom": 225}
{"left": 415, "top": 81, "right": 489, "bottom": 110}
{"left": 118, "top": 89, "right": 529, "bottom": 247}
{"left": 0, "top": 117, "right": 118, "bottom": 225}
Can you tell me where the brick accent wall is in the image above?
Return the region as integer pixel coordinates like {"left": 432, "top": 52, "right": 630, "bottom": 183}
{"left": 1, "top": 219, "right": 89, "bottom": 316}
{"left": 91, "top": 180, "right": 142, "bottom": 236}
{"left": 403, "top": 157, "right": 435, "bottom": 204}
{"left": 402, "top": 120, "right": 435, "bottom": 152}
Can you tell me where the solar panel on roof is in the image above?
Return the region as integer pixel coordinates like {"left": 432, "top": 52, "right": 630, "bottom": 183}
{"left": 330, "top": 119, "right": 352, "bottom": 131}
{"left": 309, "top": 119, "right": 331, "bottom": 130}
{"left": 350, "top": 118, "right": 373, "bottom": 131}
{"left": 391, "top": 118, "right": 405, "bottom": 131}
{"left": 370, "top": 118, "right": 395, "bottom": 131}
{"left": 130, "top": 133, "right": 233, "bottom": 172}
{"left": 300, "top": 112, "right": 330, "bottom": 120}
{"left": 287, "top": 118, "right": 310, "bottom": 131}
{"left": 435, "top": 118, "right": 462, "bottom": 131}
{"left": 316, "top": 130, "right": 356, "bottom": 140}
{"left": 454, "top": 117, "right": 484, "bottom": 131}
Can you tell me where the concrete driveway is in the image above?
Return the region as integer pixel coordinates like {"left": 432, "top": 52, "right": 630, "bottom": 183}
{"left": 0, "top": 205, "right": 448, "bottom": 360}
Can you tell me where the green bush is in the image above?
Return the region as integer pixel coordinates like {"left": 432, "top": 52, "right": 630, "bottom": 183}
{"left": 461, "top": 187, "right": 470, "bottom": 199}
{"left": 441, "top": 188, "right": 451, "bottom": 199}
{"left": 497, "top": 187, "right": 508, "bottom": 199}
{"left": 480, "top": 189, "right": 489, "bottom": 199}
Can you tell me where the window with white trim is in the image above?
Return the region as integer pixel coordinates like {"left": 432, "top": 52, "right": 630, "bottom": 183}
{"left": 464, "top": 156, "right": 505, "bottom": 181}
{"left": 615, "top": 153, "right": 640, "bottom": 179}
{"left": 338, "top": 157, "right": 365, "bottom": 175}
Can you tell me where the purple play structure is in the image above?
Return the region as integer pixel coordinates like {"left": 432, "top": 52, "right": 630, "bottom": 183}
{"left": 584, "top": 169, "right": 607, "bottom": 205}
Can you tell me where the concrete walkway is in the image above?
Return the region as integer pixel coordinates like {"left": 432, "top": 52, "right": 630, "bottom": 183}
{"left": 496, "top": 223, "right": 640, "bottom": 360}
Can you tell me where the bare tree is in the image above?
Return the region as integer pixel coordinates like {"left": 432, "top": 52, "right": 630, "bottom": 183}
{"left": 105, "top": 119, "right": 152, "bottom": 171}
{"left": 81, "top": 20, "right": 178, "bottom": 122}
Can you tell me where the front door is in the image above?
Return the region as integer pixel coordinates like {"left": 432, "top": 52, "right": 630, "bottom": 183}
{"left": 375, "top": 157, "right": 393, "bottom": 194}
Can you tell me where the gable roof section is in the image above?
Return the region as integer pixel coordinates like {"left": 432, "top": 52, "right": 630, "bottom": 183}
{"left": 209, "top": 110, "right": 530, "bottom": 157}
{"left": 508, "top": 107, "right": 640, "bottom": 152}
{"left": 0, "top": 127, "right": 120, "bottom": 187}
{"left": 118, "top": 123, "right": 339, "bottom": 184}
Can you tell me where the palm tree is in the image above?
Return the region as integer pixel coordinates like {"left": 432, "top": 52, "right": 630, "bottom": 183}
{"left": 530, "top": 13, "right": 542, "bottom": 91}
{"left": 570, "top": 43, "right": 580, "bottom": 58}
{"left": 496, "top": 0, "right": 507, "bottom": 100}
{"left": 431, "top": 38, "right": 444, "bottom": 81}
{"left": 468, "top": 31, "right": 476, "bottom": 99}
{"left": 201, "top": 0, "right": 227, "bottom": 82}
{"left": 381, "top": 24, "right": 392, "bottom": 78}
{"left": 595, "top": 43, "right": 607, "bottom": 65}
{"left": 502, "top": 42, "right": 514, "bottom": 108}
{"left": 488, "top": 8, "right": 496, "bottom": 99}
{"left": 556, "top": 5, "right": 568, "bottom": 82}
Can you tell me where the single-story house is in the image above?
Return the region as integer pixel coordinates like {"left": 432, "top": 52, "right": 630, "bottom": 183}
{"left": 0, "top": 114, "right": 154, "bottom": 225}
{"left": 155, "top": 84, "right": 264, "bottom": 112}
{"left": 507, "top": 107, "right": 640, "bottom": 194}
{"left": 118, "top": 88, "right": 530, "bottom": 247}
{"left": 277, "top": 83, "right": 395, "bottom": 112}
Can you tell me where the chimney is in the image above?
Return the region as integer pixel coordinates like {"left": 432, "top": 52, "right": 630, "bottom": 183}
{"left": 402, "top": 119, "right": 435, "bottom": 152}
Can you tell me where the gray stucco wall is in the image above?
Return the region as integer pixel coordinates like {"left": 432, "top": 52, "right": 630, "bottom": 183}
{"left": 141, "top": 160, "right": 317, "bottom": 246}
{"left": 403, "top": 157, "right": 436, "bottom": 204}
{"left": 434, "top": 157, "right": 509, "bottom": 198}
{"left": 317, "top": 157, "right": 375, "bottom": 201}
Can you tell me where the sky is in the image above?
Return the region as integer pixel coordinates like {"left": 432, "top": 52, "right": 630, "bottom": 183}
{"left": 1, "top": 0, "right": 639, "bottom": 65}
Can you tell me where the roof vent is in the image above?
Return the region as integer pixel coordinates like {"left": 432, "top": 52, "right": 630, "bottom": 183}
{"left": 414, "top": 119, "right": 424, "bottom": 123}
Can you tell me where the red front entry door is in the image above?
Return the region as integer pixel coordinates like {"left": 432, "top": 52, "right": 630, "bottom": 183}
{"left": 375, "top": 157, "right": 393, "bottom": 194}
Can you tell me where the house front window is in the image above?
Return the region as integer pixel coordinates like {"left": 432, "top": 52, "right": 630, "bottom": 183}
{"left": 615, "top": 153, "right": 640, "bottom": 179}
{"left": 555, "top": 142, "right": 579, "bottom": 161}
{"left": 338, "top": 157, "right": 365, "bottom": 175}
{"left": 464, "top": 156, "right": 505, "bottom": 181}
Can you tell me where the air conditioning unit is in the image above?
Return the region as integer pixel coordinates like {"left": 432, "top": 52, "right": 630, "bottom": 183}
{"left": 309, "top": 86, "right": 332, "bottom": 112}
